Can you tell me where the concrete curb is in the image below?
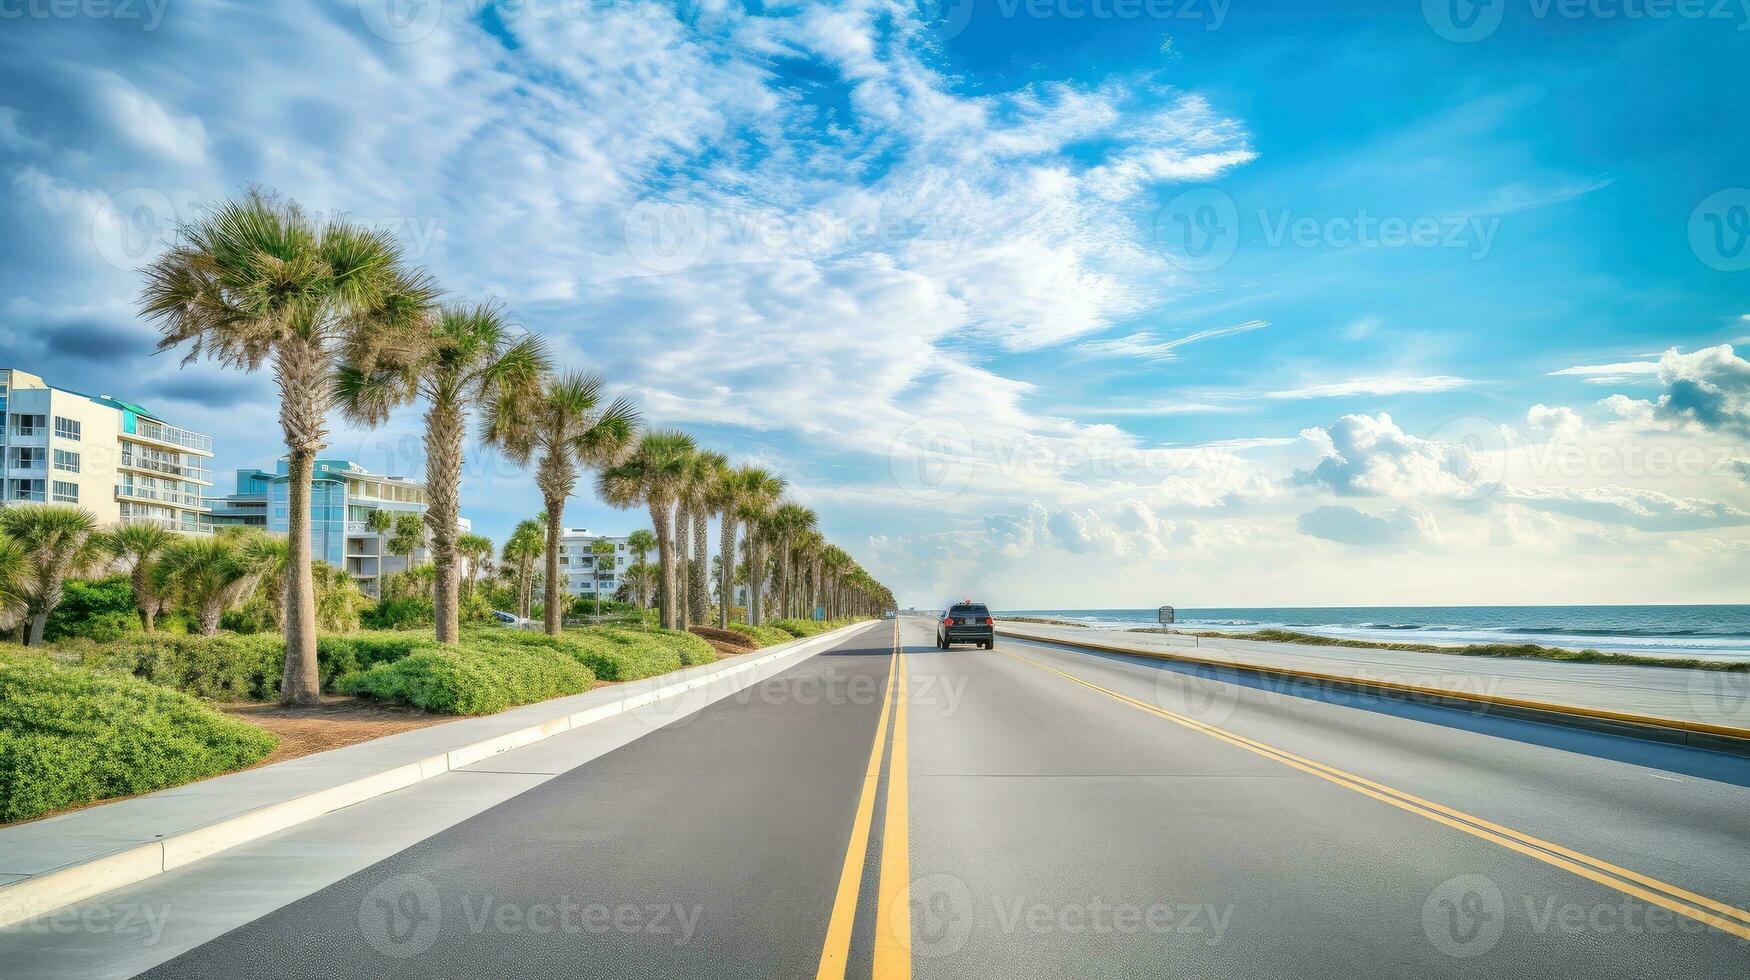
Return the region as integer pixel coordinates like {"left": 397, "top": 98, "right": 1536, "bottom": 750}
{"left": 0, "top": 621, "right": 882, "bottom": 928}
{"left": 997, "top": 626, "right": 1750, "bottom": 758}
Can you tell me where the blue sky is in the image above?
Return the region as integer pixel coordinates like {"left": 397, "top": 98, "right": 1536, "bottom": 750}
{"left": 2, "top": 1, "right": 1747, "bottom": 607}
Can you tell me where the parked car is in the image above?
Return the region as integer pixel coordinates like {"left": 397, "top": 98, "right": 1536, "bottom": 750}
{"left": 937, "top": 601, "right": 994, "bottom": 649}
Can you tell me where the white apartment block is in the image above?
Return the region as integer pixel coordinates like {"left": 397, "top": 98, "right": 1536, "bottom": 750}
{"left": 551, "top": 528, "right": 632, "bottom": 599}
{"left": 0, "top": 367, "right": 214, "bottom": 532}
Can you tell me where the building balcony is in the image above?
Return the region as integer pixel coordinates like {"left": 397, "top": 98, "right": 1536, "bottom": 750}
{"left": 129, "top": 418, "right": 214, "bottom": 456}
{"left": 118, "top": 452, "right": 213, "bottom": 485}
{"left": 116, "top": 484, "right": 208, "bottom": 509}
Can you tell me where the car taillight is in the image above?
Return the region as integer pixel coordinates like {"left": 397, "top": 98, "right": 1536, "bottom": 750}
{"left": 984, "top": 617, "right": 994, "bottom": 626}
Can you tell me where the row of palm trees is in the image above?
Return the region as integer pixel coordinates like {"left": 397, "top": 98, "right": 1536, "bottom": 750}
{"left": 0, "top": 506, "right": 359, "bottom": 644}
{"left": 137, "top": 189, "right": 891, "bottom": 705}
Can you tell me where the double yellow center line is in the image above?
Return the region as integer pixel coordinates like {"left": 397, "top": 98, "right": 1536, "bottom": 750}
{"left": 997, "top": 645, "right": 1750, "bottom": 942}
{"left": 817, "top": 621, "right": 912, "bottom": 980}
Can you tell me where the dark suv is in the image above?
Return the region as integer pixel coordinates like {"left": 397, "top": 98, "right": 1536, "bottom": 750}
{"left": 937, "top": 602, "right": 994, "bottom": 649}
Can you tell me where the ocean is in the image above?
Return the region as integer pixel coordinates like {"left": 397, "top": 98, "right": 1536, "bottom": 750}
{"left": 994, "top": 605, "right": 1750, "bottom": 662}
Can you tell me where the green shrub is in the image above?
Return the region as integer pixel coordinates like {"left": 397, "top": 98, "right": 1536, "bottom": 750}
{"left": 44, "top": 576, "right": 139, "bottom": 642}
{"left": 70, "top": 633, "right": 286, "bottom": 701}
{"left": 570, "top": 597, "right": 636, "bottom": 617}
{"left": 334, "top": 641, "right": 595, "bottom": 714}
{"left": 726, "top": 623, "right": 795, "bottom": 647}
{"left": 769, "top": 618, "right": 830, "bottom": 638}
{"left": 361, "top": 595, "right": 435, "bottom": 630}
{"left": 0, "top": 652, "right": 277, "bottom": 823}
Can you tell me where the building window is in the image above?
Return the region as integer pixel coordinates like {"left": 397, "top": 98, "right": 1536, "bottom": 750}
{"left": 10, "top": 414, "right": 44, "bottom": 435}
{"left": 52, "top": 480, "right": 79, "bottom": 503}
{"left": 7, "top": 447, "right": 45, "bottom": 468}
{"left": 54, "top": 416, "right": 81, "bottom": 441}
{"left": 53, "top": 449, "right": 80, "bottom": 473}
{"left": 7, "top": 479, "right": 45, "bottom": 502}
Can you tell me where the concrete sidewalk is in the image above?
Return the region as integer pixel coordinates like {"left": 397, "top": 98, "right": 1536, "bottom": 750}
{"left": 0, "top": 621, "right": 884, "bottom": 929}
{"left": 997, "top": 622, "right": 1750, "bottom": 736}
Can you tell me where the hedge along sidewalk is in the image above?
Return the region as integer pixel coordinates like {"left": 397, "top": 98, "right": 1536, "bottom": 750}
{"left": 995, "top": 622, "right": 1750, "bottom": 755}
{"left": 0, "top": 619, "right": 884, "bottom": 928}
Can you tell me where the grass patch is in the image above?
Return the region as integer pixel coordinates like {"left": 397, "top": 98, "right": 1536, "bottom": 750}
{"left": 1136, "top": 627, "right": 1750, "bottom": 672}
{"left": 0, "top": 651, "right": 277, "bottom": 823}
{"left": 726, "top": 623, "right": 797, "bottom": 647}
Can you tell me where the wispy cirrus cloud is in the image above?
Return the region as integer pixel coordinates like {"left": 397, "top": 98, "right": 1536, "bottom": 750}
{"left": 1076, "top": 319, "right": 1267, "bottom": 362}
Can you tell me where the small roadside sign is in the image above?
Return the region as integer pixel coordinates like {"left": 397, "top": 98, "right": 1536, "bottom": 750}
{"left": 1158, "top": 606, "right": 1175, "bottom": 625}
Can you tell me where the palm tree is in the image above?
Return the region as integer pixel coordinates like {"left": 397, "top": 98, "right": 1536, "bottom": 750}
{"left": 792, "top": 528, "right": 825, "bottom": 621}
{"left": 389, "top": 511, "right": 425, "bottom": 590}
{"left": 336, "top": 302, "right": 550, "bottom": 643}
{"left": 767, "top": 502, "right": 817, "bottom": 620}
{"left": 140, "top": 189, "right": 439, "bottom": 705}
{"left": 502, "top": 518, "right": 545, "bottom": 621}
{"left": 708, "top": 466, "right": 749, "bottom": 628}
{"left": 598, "top": 430, "right": 696, "bottom": 630}
{"left": 625, "top": 529, "right": 656, "bottom": 609}
{"left": 103, "top": 521, "right": 172, "bottom": 633}
{"left": 0, "top": 504, "right": 103, "bottom": 646}
{"left": 623, "top": 562, "right": 657, "bottom": 616}
{"left": 735, "top": 470, "right": 785, "bottom": 625}
{"left": 590, "top": 537, "right": 617, "bottom": 610}
{"left": 487, "top": 371, "right": 639, "bottom": 635}
{"left": 155, "top": 531, "right": 273, "bottom": 637}
{"left": 458, "top": 533, "right": 495, "bottom": 600}
{"left": 364, "top": 508, "right": 394, "bottom": 598}
{"left": 0, "top": 535, "right": 27, "bottom": 637}
{"left": 820, "top": 545, "right": 851, "bottom": 619}
{"left": 241, "top": 533, "right": 291, "bottom": 629}
{"left": 680, "top": 449, "right": 727, "bottom": 628}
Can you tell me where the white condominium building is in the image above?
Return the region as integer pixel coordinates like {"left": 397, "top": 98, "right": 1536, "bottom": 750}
{"left": 0, "top": 367, "right": 214, "bottom": 532}
{"left": 553, "top": 528, "right": 632, "bottom": 598}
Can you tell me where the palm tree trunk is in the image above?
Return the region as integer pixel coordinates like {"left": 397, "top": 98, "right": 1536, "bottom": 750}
{"left": 543, "top": 499, "right": 564, "bottom": 636}
{"left": 426, "top": 398, "right": 464, "bottom": 644}
{"left": 281, "top": 446, "right": 321, "bottom": 705}
{"left": 718, "top": 514, "right": 735, "bottom": 629}
{"left": 690, "top": 505, "right": 709, "bottom": 626}
{"left": 133, "top": 567, "right": 156, "bottom": 634}
{"left": 650, "top": 501, "right": 676, "bottom": 630}
{"left": 743, "top": 523, "right": 758, "bottom": 625}
{"left": 674, "top": 504, "right": 690, "bottom": 631}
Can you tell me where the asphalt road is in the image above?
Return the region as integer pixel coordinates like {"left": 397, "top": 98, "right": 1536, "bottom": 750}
{"left": 132, "top": 617, "right": 1749, "bottom": 978}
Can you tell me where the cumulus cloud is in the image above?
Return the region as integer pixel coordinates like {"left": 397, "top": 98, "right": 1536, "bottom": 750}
{"left": 1296, "top": 504, "right": 1439, "bottom": 547}
{"left": 1650, "top": 345, "right": 1750, "bottom": 436}
{"left": 1526, "top": 404, "right": 1584, "bottom": 442}
{"left": 1295, "top": 413, "right": 1490, "bottom": 498}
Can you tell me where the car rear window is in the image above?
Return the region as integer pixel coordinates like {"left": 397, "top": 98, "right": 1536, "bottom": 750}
{"left": 950, "top": 605, "right": 989, "bottom": 616}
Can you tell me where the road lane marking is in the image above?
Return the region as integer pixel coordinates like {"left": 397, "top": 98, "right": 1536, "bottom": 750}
{"left": 996, "top": 645, "right": 1750, "bottom": 941}
{"left": 815, "top": 624, "right": 900, "bottom": 980}
{"left": 874, "top": 624, "right": 911, "bottom": 979}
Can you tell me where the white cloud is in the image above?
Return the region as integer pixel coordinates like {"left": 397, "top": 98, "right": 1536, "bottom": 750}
{"left": 1501, "top": 484, "right": 1750, "bottom": 532}
{"left": 1076, "top": 319, "right": 1267, "bottom": 361}
{"left": 1549, "top": 359, "right": 1661, "bottom": 385}
{"left": 1296, "top": 503, "right": 1439, "bottom": 547}
{"left": 1261, "top": 376, "right": 1476, "bottom": 400}
{"left": 1526, "top": 404, "right": 1584, "bottom": 442}
{"left": 1295, "top": 413, "right": 1489, "bottom": 498}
